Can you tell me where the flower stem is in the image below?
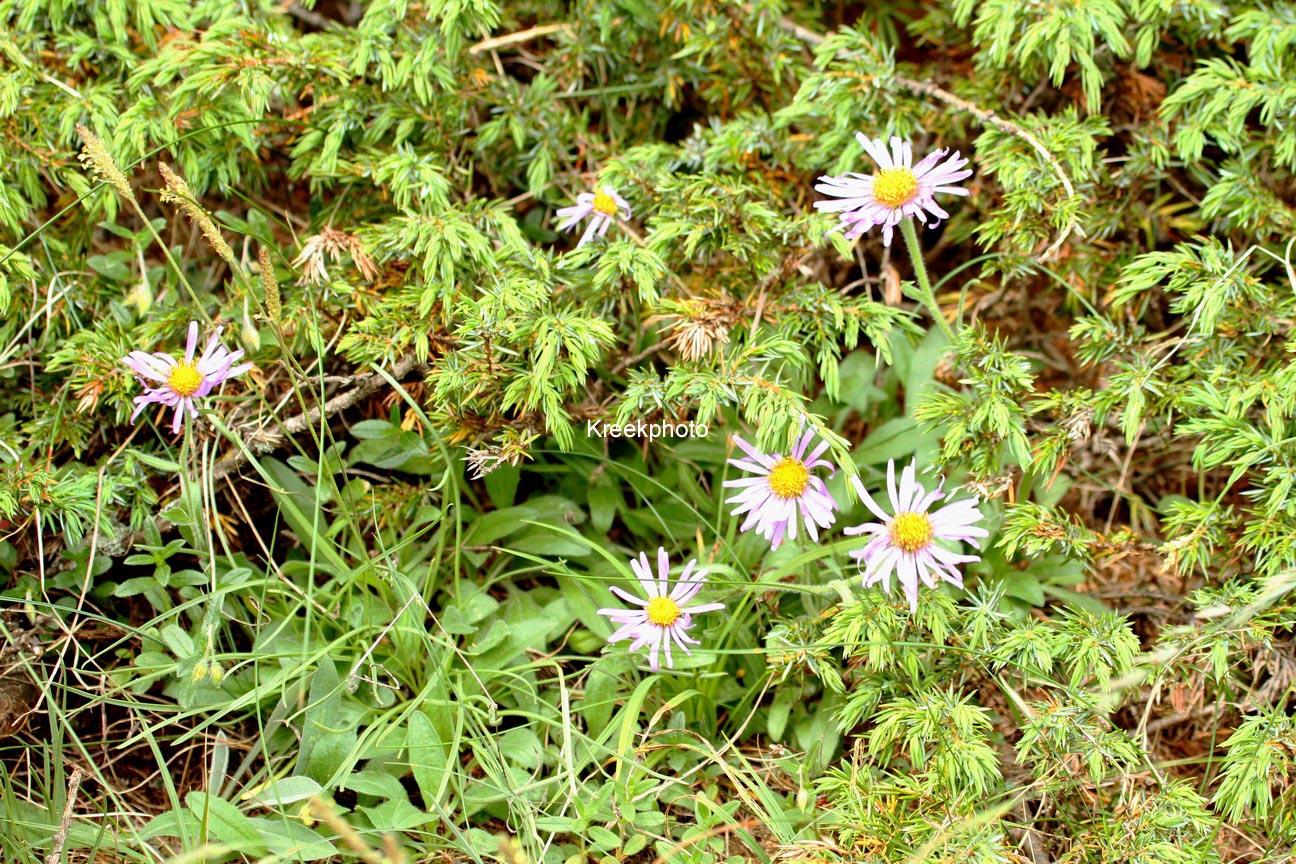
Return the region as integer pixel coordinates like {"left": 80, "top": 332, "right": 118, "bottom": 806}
{"left": 179, "top": 420, "right": 207, "bottom": 555}
{"left": 899, "top": 218, "right": 957, "bottom": 344}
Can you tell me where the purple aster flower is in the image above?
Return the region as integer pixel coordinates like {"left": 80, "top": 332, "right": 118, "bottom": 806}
{"left": 843, "top": 459, "right": 988, "bottom": 613}
{"left": 555, "top": 183, "right": 630, "bottom": 247}
{"left": 597, "top": 548, "right": 724, "bottom": 672}
{"left": 122, "top": 320, "right": 253, "bottom": 434}
{"left": 722, "top": 428, "right": 838, "bottom": 550}
{"left": 813, "top": 134, "right": 973, "bottom": 246}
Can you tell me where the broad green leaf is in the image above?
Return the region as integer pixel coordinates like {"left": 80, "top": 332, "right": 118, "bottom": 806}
{"left": 185, "top": 792, "right": 265, "bottom": 852}
{"left": 484, "top": 464, "right": 521, "bottom": 508}
{"left": 244, "top": 776, "right": 322, "bottom": 808}
{"left": 408, "top": 709, "right": 453, "bottom": 810}
{"left": 767, "top": 685, "right": 796, "bottom": 742}
{"left": 252, "top": 818, "right": 341, "bottom": 860}
{"left": 298, "top": 661, "right": 356, "bottom": 783}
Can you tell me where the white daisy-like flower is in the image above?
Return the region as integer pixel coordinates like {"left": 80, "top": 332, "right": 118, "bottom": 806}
{"left": 121, "top": 320, "right": 253, "bottom": 434}
{"left": 722, "top": 429, "right": 838, "bottom": 550}
{"left": 555, "top": 183, "right": 631, "bottom": 247}
{"left": 844, "top": 459, "right": 988, "bottom": 613}
{"left": 596, "top": 548, "right": 724, "bottom": 672}
{"left": 813, "top": 134, "right": 973, "bottom": 246}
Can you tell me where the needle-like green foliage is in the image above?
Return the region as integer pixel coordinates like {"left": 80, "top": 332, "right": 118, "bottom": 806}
{"left": 4, "top": 0, "right": 1296, "bottom": 861}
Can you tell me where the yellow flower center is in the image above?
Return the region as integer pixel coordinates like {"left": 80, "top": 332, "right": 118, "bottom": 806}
{"left": 872, "top": 167, "right": 919, "bottom": 209}
{"left": 167, "top": 363, "right": 203, "bottom": 397}
{"left": 591, "top": 190, "right": 620, "bottom": 216}
{"left": 646, "top": 595, "right": 681, "bottom": 627}
{"left": 767, "top": 457, "right": 810, "bottom": 500}
{"left": 889, "top": 511, "right": 933, "bottom": 553}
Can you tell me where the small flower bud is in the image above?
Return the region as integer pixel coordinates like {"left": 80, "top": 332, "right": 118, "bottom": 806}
{"left": 241, "top": 297, "right": 261, "bottom": 352}
{"left": 126, "top": 279, "right": 153, "bottom": 315}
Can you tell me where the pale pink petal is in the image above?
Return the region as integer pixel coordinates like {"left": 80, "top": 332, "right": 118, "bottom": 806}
{"left": 183, "top": 321, "right": 199, "bottom": 363}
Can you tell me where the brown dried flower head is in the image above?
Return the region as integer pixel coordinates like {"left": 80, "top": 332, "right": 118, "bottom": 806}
{"left": 464, "top": 431, "right": 538, "bottom": 479}
{"left": 1061, "top": 406, "right": 1094, "bottom": 443}
{"left": 651, "top": 299, "right": 732, "bottom": 362}
{"left": 291, "top": 227, "right": 378, "bottom": 286}
{"left": 75, "top": 380, "right": 103, "bottom": 414}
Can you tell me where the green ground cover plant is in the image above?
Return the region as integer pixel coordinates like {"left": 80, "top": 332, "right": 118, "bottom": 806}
{"left": 1, "top": 0, "right": 1295, "bottom": 862}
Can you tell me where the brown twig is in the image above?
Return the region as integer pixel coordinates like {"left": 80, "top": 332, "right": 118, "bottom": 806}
{"left": 892, "top": 75, "right": 1080, "bottom": 260}
{"left": 286, "top": 3, "right": 333, "bottom": 29}
{"left": 1144, "top": 704, "right": 1218, "bottom": 734}
{"left": 780, "top": 18, "right": 1081, "bottom": 261}
{"left": 610, "top": 341, "right": 666, "bottom": 375}
{"left": 211, "top": 353, "right": 424, "bottom": 480}
{"left": 468, "top": 24, "right": 570, "bottom": 56}
{"left": 750, "top": 251, "right": 808, "bottom": 333}
{"left": 45, "top": 767, "right": 84, "bottom": 864}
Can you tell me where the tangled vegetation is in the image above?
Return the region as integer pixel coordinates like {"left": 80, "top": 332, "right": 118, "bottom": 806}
{"left": 2, "top": 0, "right": 1296, "bottom": 862}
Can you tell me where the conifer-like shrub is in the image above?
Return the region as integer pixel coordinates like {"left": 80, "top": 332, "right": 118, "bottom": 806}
{"left": 1, "top": 1, "right": 1294, "bottom": 862}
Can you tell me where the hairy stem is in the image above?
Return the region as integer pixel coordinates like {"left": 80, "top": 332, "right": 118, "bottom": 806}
{"left": 900, "top": 218, "right": 957, "bottom": 343}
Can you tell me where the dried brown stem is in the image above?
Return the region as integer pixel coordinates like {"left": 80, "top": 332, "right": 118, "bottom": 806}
{"left": 212, "top": 353, "right": 423, "bottom": 480}
{"left": 45, "top": 767, "right": 84, "bottom": 864}
{"left": 468, "top": 23, "right": 570, "bottom": 56}
{"left": 780, "top": 19, "right": 1081, "bottom": 261}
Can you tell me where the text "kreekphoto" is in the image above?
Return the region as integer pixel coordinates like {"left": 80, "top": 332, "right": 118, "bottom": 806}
{"left": 586, "top": 419, "right": 709, "bottom": 441}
